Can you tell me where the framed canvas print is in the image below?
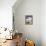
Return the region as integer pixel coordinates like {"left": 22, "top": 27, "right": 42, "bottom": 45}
{"left": 25, "top": 15, "right": 33, "bottom": 25}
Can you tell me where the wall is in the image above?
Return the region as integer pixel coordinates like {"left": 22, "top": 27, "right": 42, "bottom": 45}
{"left": 0, "top": 0, "right": 16, "bottom": 30}
{"left": 41, "top": 0, "right": 46, "bottom": 46}
{"left": 13, "top": 0, "right": 41, "bottom": 46}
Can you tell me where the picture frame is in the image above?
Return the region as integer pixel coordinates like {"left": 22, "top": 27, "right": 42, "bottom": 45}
{"left": 25, "top": 15, "right": 33, "bottom": 25}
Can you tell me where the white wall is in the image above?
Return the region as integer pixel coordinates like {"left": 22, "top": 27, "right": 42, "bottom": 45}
{"left": 41, "top": 0, "right": 46, "bottom": 46}
{"left": 13, "top": 0, "right": 41, "bottom": 46}
{"left": 13, "top": 0, "right": 46, "bottom": 46}
{"left": 0, "top": 0, "right": 16, "bottom": 30}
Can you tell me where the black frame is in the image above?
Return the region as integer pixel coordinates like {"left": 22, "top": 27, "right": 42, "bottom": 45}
{"left": 25, "top": 15, "right": 33, "bottom": 25}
